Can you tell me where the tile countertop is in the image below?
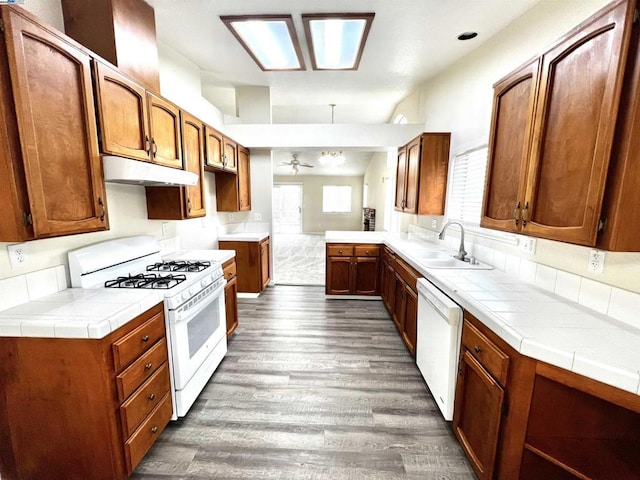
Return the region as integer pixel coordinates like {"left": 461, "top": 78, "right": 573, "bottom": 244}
{"left": 218, "top": 232, "right": 269, "bottom": 242}
{"left": 0, "top": 289, "right": 163, "bottom": 339}
{"left": 325, "top": 231, "right": 640, "bottom": 395}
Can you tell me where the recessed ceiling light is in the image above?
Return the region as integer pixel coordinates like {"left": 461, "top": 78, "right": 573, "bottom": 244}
{"left": 302, "top": 13, "right": 375, "bottom": 70}
{"left": 457, "top": 31, "right": 478, "bottom": 41}
{"left": 220, "top": 15, "right": 305, "bottom": 71}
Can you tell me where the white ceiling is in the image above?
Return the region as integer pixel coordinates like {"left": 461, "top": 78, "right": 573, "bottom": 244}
{"left": 272, "top": 150, "right": 375, "bottom": 177}
{"left": 147, "top": 0, "right": 541, "bottom": 175}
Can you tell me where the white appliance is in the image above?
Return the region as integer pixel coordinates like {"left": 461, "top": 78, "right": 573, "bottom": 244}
{"left": 416, "top": 277, "right": 463, "bottom": 421}
{"left": 68, "top": 236, "right": 227, "bottom": 419}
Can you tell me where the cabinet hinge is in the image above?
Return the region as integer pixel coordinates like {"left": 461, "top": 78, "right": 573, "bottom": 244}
{"left": 0, "top": 18, "right": 4, "bottom": 34}
{"left": 23, "top": 211, "right": 33, "bottom": 227}
{"left": 597, "top": 217, "right": 608, "bottom": 233}
{"left": 634, "top": 8, "right": 640, "bottom": 24}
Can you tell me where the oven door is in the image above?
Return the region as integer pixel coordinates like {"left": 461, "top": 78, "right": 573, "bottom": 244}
{"left": 167, "top": 280, "right": 226, "bottom": 390}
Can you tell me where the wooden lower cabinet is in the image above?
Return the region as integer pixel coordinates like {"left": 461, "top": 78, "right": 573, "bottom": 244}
{"left": 218, "top": 237, "right": 270, "bottom": 294}
{"left": 0, "top": 303, "right": 171, "bottom": 480}
{"left": 325, "top": 243, "right": 380, "bottom": 295}
{"left": 222, "top": 257, "right": 239, "bottom": 337}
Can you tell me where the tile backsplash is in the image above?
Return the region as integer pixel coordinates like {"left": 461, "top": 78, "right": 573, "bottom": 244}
{"left": 408, "top": 224, "right": 640, "bottom": 331}
{"left": 0, "top": 265, "right": 67, "bottom": 312}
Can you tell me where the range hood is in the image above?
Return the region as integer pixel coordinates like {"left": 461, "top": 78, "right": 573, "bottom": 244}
{"left": 102, "top": 156, "right": 198, "bottom": 187}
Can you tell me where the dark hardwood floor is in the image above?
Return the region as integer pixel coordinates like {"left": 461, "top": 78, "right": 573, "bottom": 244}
{"left": 132, "top": 285, "right": 474, "bottom": 479}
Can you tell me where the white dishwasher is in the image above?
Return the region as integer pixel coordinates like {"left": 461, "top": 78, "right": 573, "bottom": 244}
{"left": 416, "top": 277, "right": 462, "bottom": 421}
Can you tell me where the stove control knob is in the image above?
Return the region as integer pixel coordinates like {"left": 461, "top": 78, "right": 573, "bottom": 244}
{"left": 181, "top": 292, "right": 190, "bottom": 302}
{"left": 189, "top": 285, "right": 199, "bottom": 296}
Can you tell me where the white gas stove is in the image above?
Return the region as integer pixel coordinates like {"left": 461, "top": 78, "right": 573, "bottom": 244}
{"left": 68, "top": 236, "right": 227, "bottom": 419}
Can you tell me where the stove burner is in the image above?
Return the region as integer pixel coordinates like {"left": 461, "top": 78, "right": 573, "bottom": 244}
{"left": 105, "top": 273, "right": 187, "bottom": 289}
{"left": 146, "top": 260, "right": 211, "bottom": 273}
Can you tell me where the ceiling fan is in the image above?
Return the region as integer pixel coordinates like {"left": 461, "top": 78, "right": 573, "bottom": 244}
{"left": 278, "top": 154, "right": 314, "bottom": 174}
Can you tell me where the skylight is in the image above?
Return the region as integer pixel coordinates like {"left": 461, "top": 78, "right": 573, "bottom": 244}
{"left": 302, "top": 13, "right": 374, "bottom": 70}
{"left": 220, "top": 15, "right": 305, "bottom": 71}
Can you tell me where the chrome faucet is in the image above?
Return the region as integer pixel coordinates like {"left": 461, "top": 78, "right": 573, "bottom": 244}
{"left": 439, "top": 220, "right": 467, "bottom": 262}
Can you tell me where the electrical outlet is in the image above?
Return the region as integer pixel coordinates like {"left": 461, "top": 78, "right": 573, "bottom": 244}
{"left": 588, "top": 249, "right": 605, "bottom": 273}
{"left": 521, "top": 237, "right": 536, "bottom": 254}
{"left": 228, "top": 213, "right": 235, "bottom": 221}
{"left": 7, "top": 243, "right": 28, "bottom": 269}
{"left": 431, "top": 219, "right": 437, "bottom": 229}
{"left": 161, "top": 222, "right": 168, "bottom": 237}
{"left": 254, "top": 212, "right": 262, "bottom": 221}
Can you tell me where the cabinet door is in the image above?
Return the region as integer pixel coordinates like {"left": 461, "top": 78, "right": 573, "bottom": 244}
{"left": 392, "top": 274, "right": 406, "bottom": 331}
{"left": 353, "top": 257, "right": 379, "bottom": 295}
{"left": 326, "top": 257, "right": 352, "bottom": 294}
{"left": 94, "top": 61, "right": 149, "bottom": 161}
{"left": 224, "top": 276, "right": 239, "bottom": 338}
{"left": 204, "top": 125, "right": 224, "bottom": 171}
{"left": 402, "top": 286, "right": 417, "bottom": 356}
{"left": 394, "top": 146, "right": 407, "bottom": 210}
{"left": 403, "top": 136, "right": 421, "bottom": 213}
{"left": 453, "top": 350, "right": 505, "bottom": 480}
{"left": 223, "top": 136, "right": 238, "bottom": 173}
{"left": 4, "top": 9, "right": 108, "bottom": 238}
{"left": 238, "top": 146, "right": 251, "bottom": 211}
{"left": 260, "top": 238, "right": 270, "bottom": 290}
{"left": 481, "top": 59, "right": 539, "bottom": 233}
{"left": 147, "top": 93, "right": 182, "bottom": 169}
{"left": 523, "top": 1, "right": 633, "bottom": 245}
{"left": 181, "top": 112, "right": 205, "bottom": 218}
{"left": 381, "top": 260, "right": 392, "bottom": 311}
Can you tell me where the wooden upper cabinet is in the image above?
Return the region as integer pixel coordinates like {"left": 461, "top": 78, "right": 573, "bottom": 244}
{"left": 481, "top": 58, "right": 540, "bottom": 233}
{"left": 223, "top": 136, "right": 238, "bottom": 173}
{"left": 94, "top": 61, "right": 149, "bottom": 161}
{"left": 395, "top": 133, "right": 450, "bottom": 215}
{"left": 215, "top": 144, "right": 251, "bottom": 212}
{"left": 181, "top": 112, "right": 206, "bottom": 218}
{"left": 204, "top": 125, "right": 224, "bottom": 171}
{"left": 61, "top": 0, "right": 160, "bottom": 91}
{"left": 522, "top": 0, "right": 633, "bottom": 245}
{"left": 147, "top": 92, "right": 182, "bottom": 169}
{"left": 0, "top": 6, "right": 108, "bottom": 241}
{"left": 482, "top": 0, "right": 640, "bottom": 250}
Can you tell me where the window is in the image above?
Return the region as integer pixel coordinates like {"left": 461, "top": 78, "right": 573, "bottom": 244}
{"left": 447, "top": 146, "right": 488, "bottom": 225}
{"left": 323, "top": 185, "right": 352, "bottom": 213}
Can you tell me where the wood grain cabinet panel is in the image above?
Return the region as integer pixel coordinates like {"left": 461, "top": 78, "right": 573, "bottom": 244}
{"left": 0, "top": 6, "right": 108, "bottom": 241}
{"left": 0, "top": 302, "right": 171, "bottom": 480}
{"left": 147, "top": 92, "right": 182, "bottom": 169}
{"left": 222, "top": 257, "right": 239, "bottom": 338}
{"left": 395, "top": 133, "right": 450, "bottom": 215}
{"left": 215, "top": 144, "right": 251, "bottom": 212}
{"left": 482, "top": 0, "right": 640, "bottom": 250}
{"left": 325, "top": 244, "right": 380, "bottom": 296}
{"left": 218, "top": 238, "right": 270, "bottom": 294}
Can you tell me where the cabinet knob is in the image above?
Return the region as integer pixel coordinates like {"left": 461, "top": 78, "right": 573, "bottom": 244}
{"left": 474, "top": 345, "right": 482, "bottom": 353}
{"left": 338, "top": 250, "right": 343, "bottom": 254}
{"left": 365, "top": 250, "right": 370, "bottom": 254}
{"left": 98, "top": 197, "right": 106, "bottom": 223}
{"left": 150, "top": 426, "right": 158, "bottom": 434}
{"left": 145, "top": 363, "right": 153, "bottom": 370}
{"left": 148, "top": 393, "right": 155, "bottom": 401}
{"left": 141, "top": 335, "right": 150, "bottom": 342}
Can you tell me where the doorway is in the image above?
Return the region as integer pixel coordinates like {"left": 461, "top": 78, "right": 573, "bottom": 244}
{"left": 273, "top": 183, "right": 302, "bottom": 234}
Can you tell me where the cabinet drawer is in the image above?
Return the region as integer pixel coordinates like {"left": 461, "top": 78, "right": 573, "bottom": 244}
{"left": 223, "top": 260, "right": 236, "bottom": 280}
{"left": 354, "top": 245, "right": 380, "bottom": 257}
{"left": 327, "top": 245, "right": 353, "bottom": 256}
{"left": 120, "top": 363, "right": 171, "bottom": 438}
{"left": 462, "top": 321, "right": 509, "bottom": 386}
{"left": 112, "top": 312, "right": 165, "bottom": 371}
{"left": 116, "top": 339, "right": 168, "bottom": 402}
{"left": 124, "top": 392, "right": 172, "bottom": 474}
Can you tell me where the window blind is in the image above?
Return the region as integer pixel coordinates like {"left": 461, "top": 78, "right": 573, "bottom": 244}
{"left": 447, "top": 146, "right": 488, "bottom": 225}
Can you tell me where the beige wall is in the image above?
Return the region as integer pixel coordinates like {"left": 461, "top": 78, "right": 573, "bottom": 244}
{"left": 363, "top": 153, "right": 392, "bottom": 231}
{"left": 391, "top": 0, "right": 640, "bottom": 292}
{"left": 274, "top": 176, "right": 364, "bottom": 233}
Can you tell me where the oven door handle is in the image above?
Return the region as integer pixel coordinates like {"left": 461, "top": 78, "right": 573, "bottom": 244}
{"left": 171, "top": 280, "right": 226, "bottom": 324}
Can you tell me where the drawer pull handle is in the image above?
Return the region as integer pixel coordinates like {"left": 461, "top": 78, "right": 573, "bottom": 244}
{"left": 145, "top": 363, "right": 153, "bottom": 370}
{"left": 148, "top": 393, "right": 155, "bottom": 401}
{"left": 142, "top": 335, "right": 150, "bottom": 342}
{"left": 151, "top": 426, "right": 158, "bottom": 434}
{"left": 474, "top": 345, "right": 482, "bottom": 353}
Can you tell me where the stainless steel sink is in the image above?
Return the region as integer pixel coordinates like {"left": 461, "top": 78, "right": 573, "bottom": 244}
{"left": 419, "top": 257, "right": 493, "bottom": 270}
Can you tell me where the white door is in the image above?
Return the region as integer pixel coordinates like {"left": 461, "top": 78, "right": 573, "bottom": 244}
{"left": 273, "top": 184, "right": 302, "bottom": 234}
